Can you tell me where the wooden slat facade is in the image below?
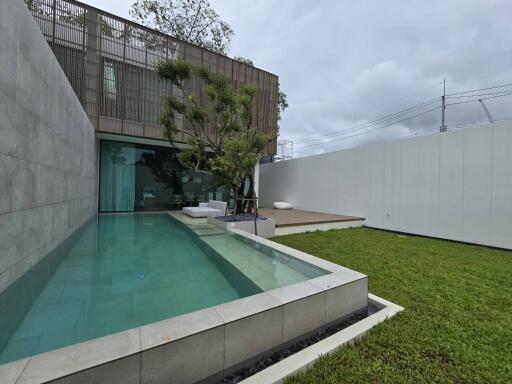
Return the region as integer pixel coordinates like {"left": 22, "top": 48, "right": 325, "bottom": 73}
{"left": 28, "top": 0, "right": 279, "bottom": 154}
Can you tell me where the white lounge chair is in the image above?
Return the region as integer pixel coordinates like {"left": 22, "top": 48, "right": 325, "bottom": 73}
{"left": 182, "top": 200, "right": 227, "bottom": 218}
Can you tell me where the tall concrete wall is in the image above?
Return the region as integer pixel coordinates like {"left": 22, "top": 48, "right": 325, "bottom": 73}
{"left": 0, "top": 0, "right": 98, "bottom": 293}
{"left": 260, "top": 121, "right": 512, "bottom": 250}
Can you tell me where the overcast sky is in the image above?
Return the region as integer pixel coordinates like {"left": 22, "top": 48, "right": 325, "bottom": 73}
{"left": 85, "top": 0, "right": 512, "bottom": 157}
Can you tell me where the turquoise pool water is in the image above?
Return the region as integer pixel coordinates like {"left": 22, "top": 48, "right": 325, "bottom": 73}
{"left": 0, "top": 213, "right": 327, "bottom": 364}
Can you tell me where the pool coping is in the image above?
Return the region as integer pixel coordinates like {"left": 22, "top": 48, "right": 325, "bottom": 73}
{"left": 0, "top": 217, "right": 368, "bottom": 384}
{"left": 238, "top": 293, "right": 404, "bottom": 384}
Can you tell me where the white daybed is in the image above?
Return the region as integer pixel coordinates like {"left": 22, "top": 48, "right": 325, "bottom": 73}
{"left": 182, "top": 200, "right": 227, "bottom": 218}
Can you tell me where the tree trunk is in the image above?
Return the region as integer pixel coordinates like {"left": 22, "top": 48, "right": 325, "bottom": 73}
{"left": 244, "top": 174, "right": 255, "bottom": 214}
{"left": 233, "top": 186, "right": 238, "bottom": 215}
{"left": 235, "top": 182, "right": 244, "bottom": 213}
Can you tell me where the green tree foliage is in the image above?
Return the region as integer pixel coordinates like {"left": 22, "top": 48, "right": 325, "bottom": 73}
{"left": 59, "top": 12, "right": 114, "bottom": 37}
{"left": 277, "top": 89, "right": 289, "bottom": 121}
{"left": 130, "top": 0, "right": 288, "bottom": 130}
{"left": 130, "top": 0, "right": 233, "bottom": 55}
{"left": 234, "top": 56, "right": 254, "bottom": 66}
{"left": 156, "top": 59, "right": 274, "bottom": 213}
{"left": 25, "top": 0, "right": 42, "bottom": 13}
{"left": 233, "top": 56, "right": 289, "bottom": 124}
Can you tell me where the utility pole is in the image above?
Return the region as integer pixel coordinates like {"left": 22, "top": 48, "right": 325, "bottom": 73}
{"left": 440, "top": 78, "right": 447, "bottom": 132}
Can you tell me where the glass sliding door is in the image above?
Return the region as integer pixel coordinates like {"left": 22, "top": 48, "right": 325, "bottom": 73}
{"left": 99, "top": 141, "right": 136, "bottom": 212}
{"left": 99, "top": 139, "right": 231, "bottom": 212}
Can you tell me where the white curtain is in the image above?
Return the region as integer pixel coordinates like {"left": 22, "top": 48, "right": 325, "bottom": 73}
{"left": 99, "top": 141, "right": 136, "bottom": 212}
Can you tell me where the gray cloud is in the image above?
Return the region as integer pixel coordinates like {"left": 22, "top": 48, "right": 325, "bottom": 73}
{"left": 86, "top": 0, "right": 512, "bottom": 157}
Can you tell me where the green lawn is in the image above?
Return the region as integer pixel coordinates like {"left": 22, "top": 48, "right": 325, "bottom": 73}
{"left": 273, "top": 228, "right": 512, "bottom": 384}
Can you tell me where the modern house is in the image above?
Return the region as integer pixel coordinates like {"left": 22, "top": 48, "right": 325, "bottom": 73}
{"left": 1, "top": 1, "right": 509, "bottom": 383}
{"left": 28, "top": 0, "right": 279, "bottom": 213}
{"left": 1, "top": 5, "right": 385, "bottom": 382}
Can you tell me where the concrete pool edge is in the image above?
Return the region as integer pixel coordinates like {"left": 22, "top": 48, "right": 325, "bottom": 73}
{"left": 239, "top": 293, "right": 404, "bottom": 384}
{"left": 0, "top": 220, "right": 369, "bottom": 384}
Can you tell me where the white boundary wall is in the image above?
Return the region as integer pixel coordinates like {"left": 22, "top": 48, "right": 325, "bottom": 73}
{"left": 260, "top": 121, "right": 512, "bottom": 249}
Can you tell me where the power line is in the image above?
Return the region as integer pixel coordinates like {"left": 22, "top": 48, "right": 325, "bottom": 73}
{"left": 290, "top": 81, "right": 512, "bottom": 155}
{"left": 299, "top": 115, "right": 512, "bottom": 156}
{"left": 300, "top": 90, "right": 512, "bottom": 146}
{"left": 294, "top": 96, "right": 441, "bottom": 143}
{"left": 419, "top": 128, "right": 441, "bottom": 135}
{"left": 446, "top": 91, "right": 512, "bottom": 106}
{"left": 297, "top": 106, "right": 440, "bottom": 148}
{"left": 446, "top": 82, "right": 512, "bottom": 96}
{"left": 446, "top": 121, "right": 488, "bottom": 128}
{"left": 446, "top": 89, "right": 512, "bottom": 99}
{"left": 298, "top": 114, "right": 439, "bottom": 155}
{"left": 293, "top": 96, "right": 441, "bottom": 144}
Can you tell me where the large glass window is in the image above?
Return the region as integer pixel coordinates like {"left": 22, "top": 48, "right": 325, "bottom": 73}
{"left": 99, "top": 140, "right": 230, "bottom": 212}
{"left": 103, "top": 62, "right": 117, "bottom": 101}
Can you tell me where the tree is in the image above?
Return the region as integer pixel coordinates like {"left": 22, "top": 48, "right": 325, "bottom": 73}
{"left": 59, "top": 12, "right": 115, "bottom": 37}
{"left": 209, "top": 127, "right": 268, "bottom": 213}
{"left": 25, "top": 0, "right": 43, "bottom": 13}
{"left": 277, "top": 89, "right": 288, "bottom": 121}
{"left": 234, "top": 56, "right": 254, "bottom": 66}
{"left": 130, "top": 0, "right": 233, "bottom": 55}
{"left": 234, "top": 56, "right": 289, "bottom": 124}
{"left": 155, "top": 58, "right": 274, "bottom": 213}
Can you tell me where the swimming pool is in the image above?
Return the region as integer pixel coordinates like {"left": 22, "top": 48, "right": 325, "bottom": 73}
{"left": 0, "top": 213, "right": 328, "bottom": 364}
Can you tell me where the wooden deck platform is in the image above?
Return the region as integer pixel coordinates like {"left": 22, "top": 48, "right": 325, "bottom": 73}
{"left": 258, "top": 208, "right": 364, "bottom": 235}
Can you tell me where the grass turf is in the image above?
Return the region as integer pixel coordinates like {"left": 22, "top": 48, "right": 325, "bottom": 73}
{"left": 272, "top": 227, "right": 512, "bottom": 384}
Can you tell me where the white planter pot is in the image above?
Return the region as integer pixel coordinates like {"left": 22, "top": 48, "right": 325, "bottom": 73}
{"left": 208, "top": 216, "right": 276, "bottom": 238}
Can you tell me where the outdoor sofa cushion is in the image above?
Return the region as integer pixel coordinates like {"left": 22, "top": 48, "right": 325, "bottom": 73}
{"left": 182, "top": 200, "right": 227, "bottom": 218}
